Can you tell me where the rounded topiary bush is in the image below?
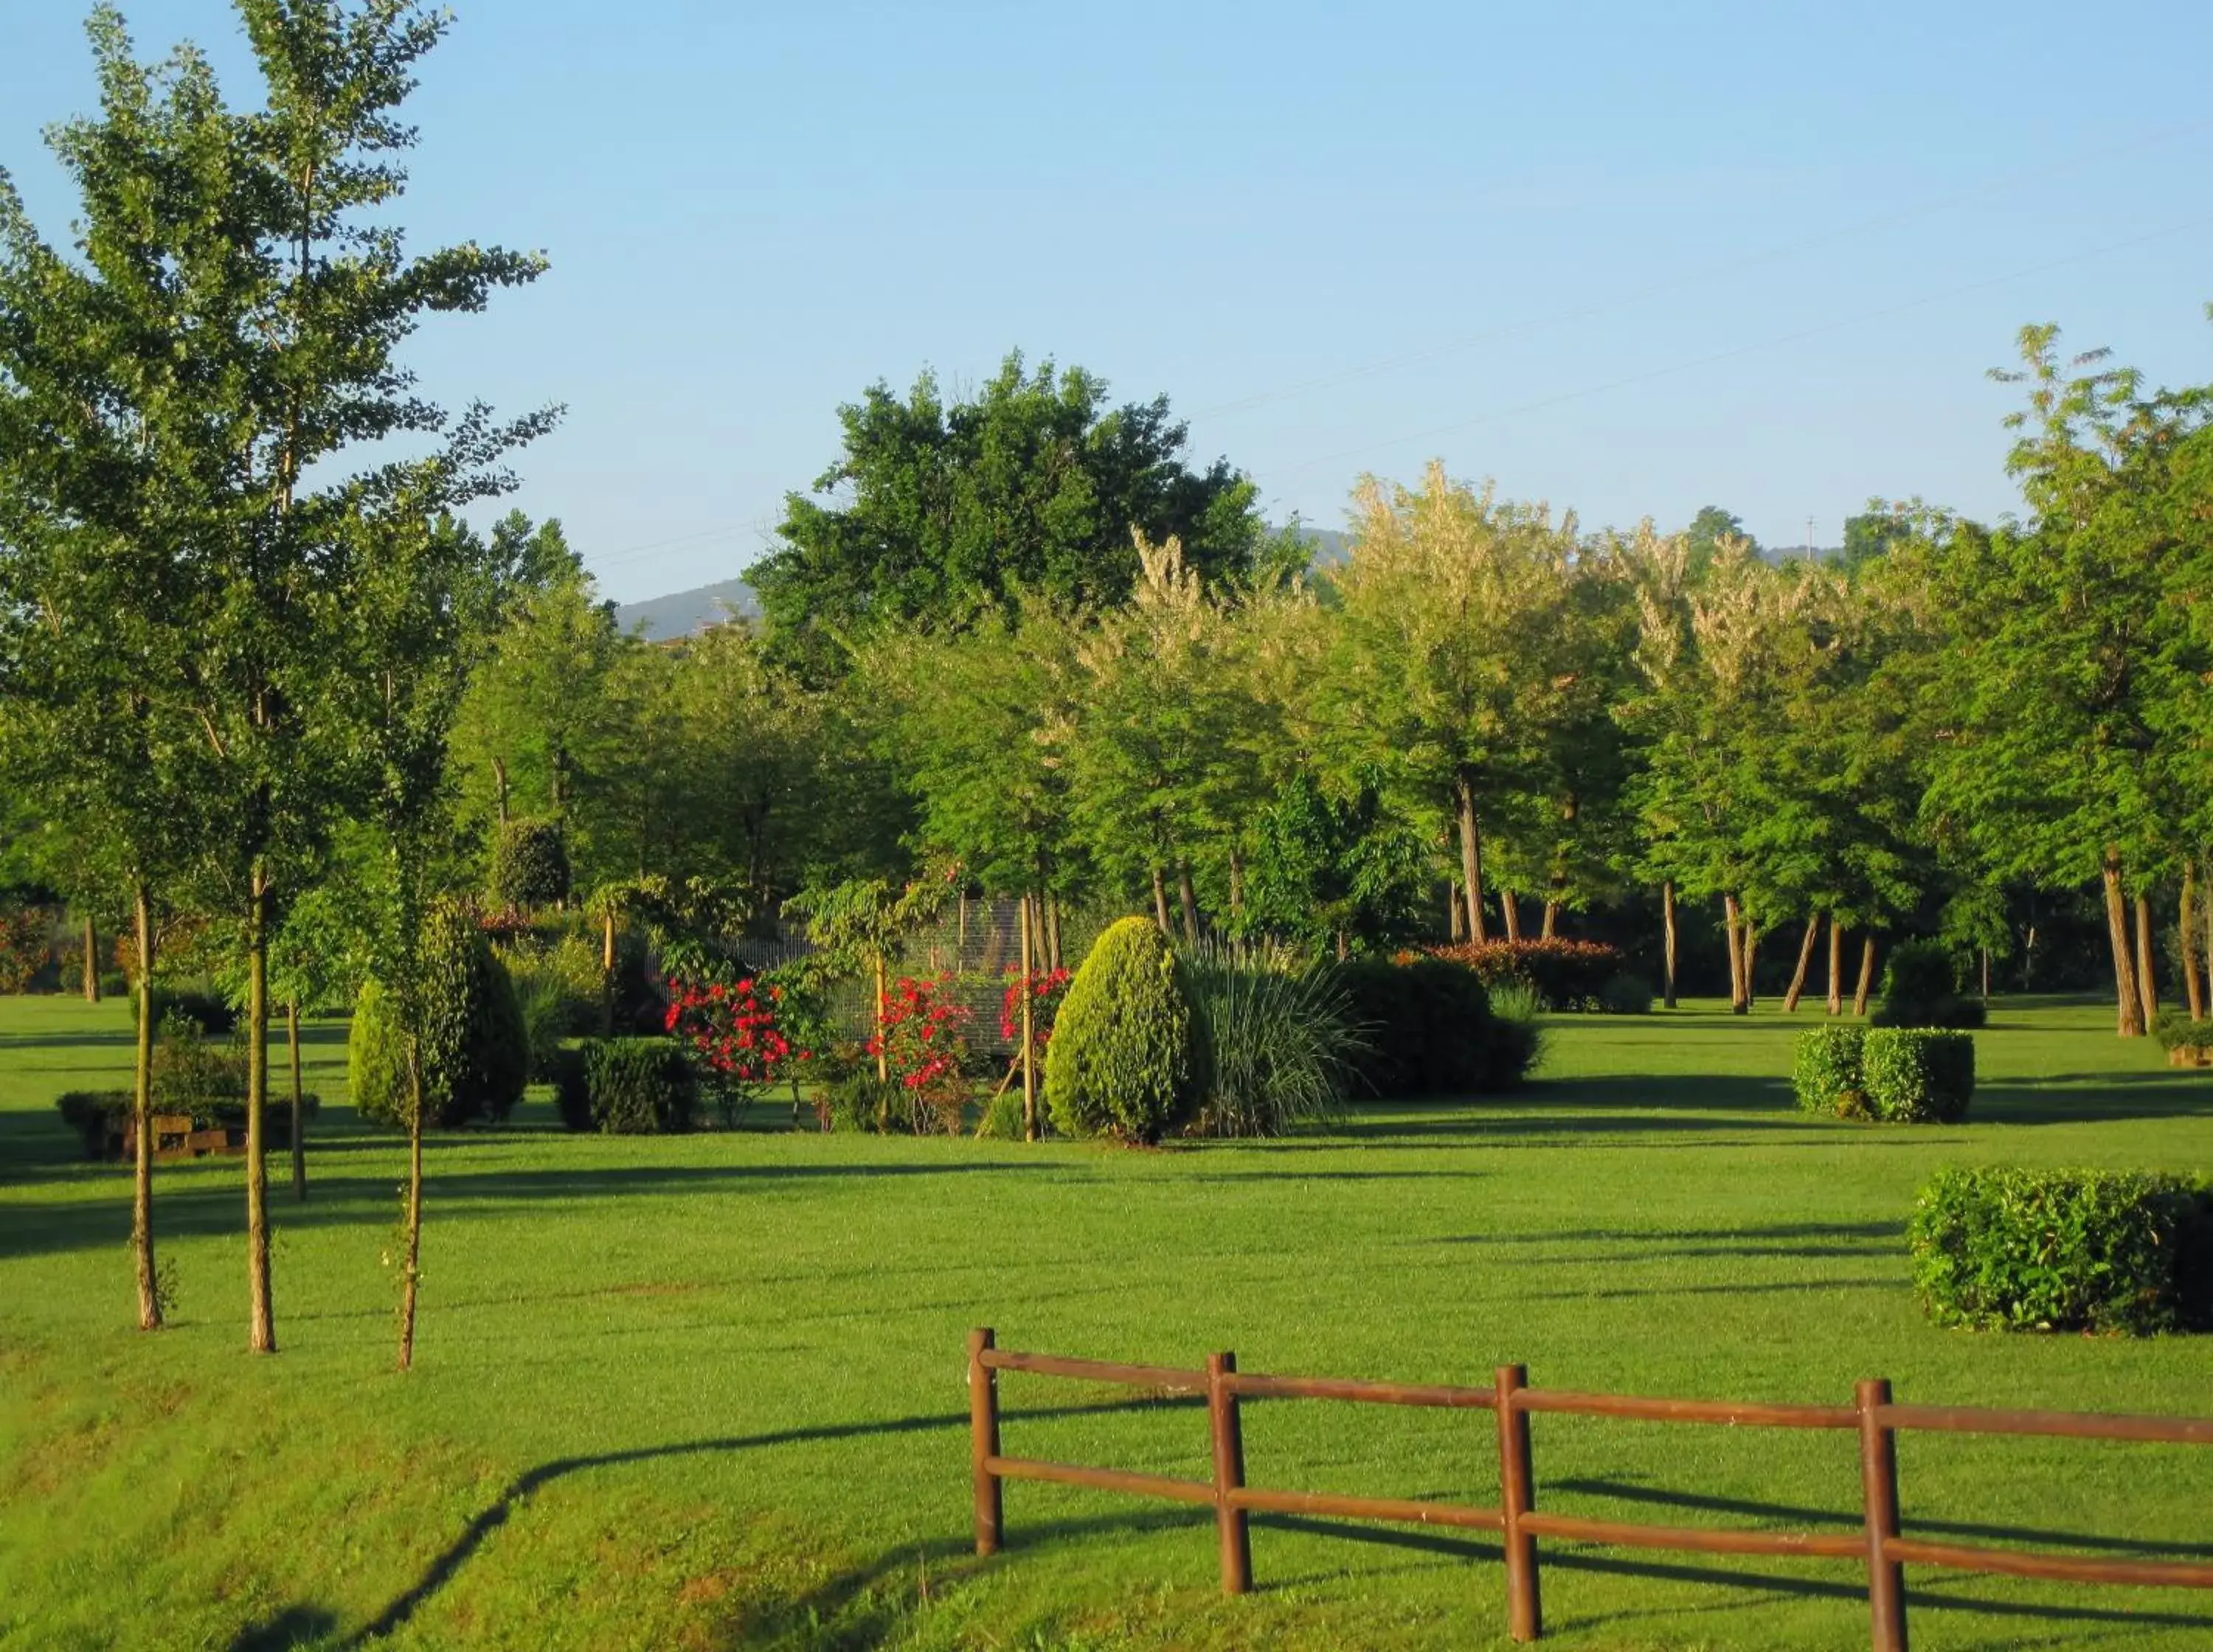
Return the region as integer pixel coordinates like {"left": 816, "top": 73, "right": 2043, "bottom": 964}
{"left": 1045, "top": 916, "right": 1204, "bottom": 1143}
{"left": 349, "top": 906, "right": 528, "bottom": 1129}
{"left": 490, "top": 817, "right": 572, "bottom": 911}
{"left": 555, "top": 1037, "right": 696, "bottom": 1134}
{"left": 1863, "top": 1028, "right": 1974, "bottom": 1123}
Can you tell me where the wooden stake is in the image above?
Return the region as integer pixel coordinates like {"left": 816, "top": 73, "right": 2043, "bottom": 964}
{"left": 1497, "top": 1364, "right": 1541, "bottom": 1641}
{"left": 1208, "top": 1352, "right": 1252, "bottom": 1594}
{"left": 969, "top": 1328, "right": 1002, "bottom": 1555}
{"left": 1857, "top": 1378, "right": 1908, "bottom": 1652}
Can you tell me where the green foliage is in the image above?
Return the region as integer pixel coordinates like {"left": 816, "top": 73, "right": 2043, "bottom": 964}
{"left": 974, "top": 1085, "right": 1029, "bottom": 1141}
{"left": 0, "top": 908, "right": 50, "bottom": 993}
{"left": 1798, "top": 1026, "right": 1973, "bottom": 1122}
{"left": 2153, "top": 1010, "right": 2213, "bottom": 1060}
{"left": 555, "top": 1038, "right": 697, "bottom": 1135}
{"left": 1480, "top": 982, "right": 1546, "bottom": 1089}
{"left": 348, "top": 911, "right": 528, "bottom": 1130}
{"left": 131, "top": 985, "right": 236, "bottom": 1036}
{"left": 502, "top": 931, "right": 604, "bottom": 1080}
{"left": 1863, "top": 1030, "right": 1975, "bottom": 1123}
{"left": 1240, "top": 770, "right": 1427, "bottom": 953}
{"left": 1181, "top": 944, "right": 1358, "bottom": 1137}
{"left": 755, "top": 352, "right": 1263, "bottom": 679}
{"left": 490, "top": 819, "right": 572, "bottom": 911}
{"left": 1596, "top": 972, "right": 1655, "bottom": 1015}
{"left": 97, "top": 970, "right": 128, "bottom": 999}
{"left": 1910, "top": 1167, "right": 2213, "bottom": 1334}
{"left": 1044, "top": 917, "right": 1203, "bottom": 1143}
{"left": 1793, "top": 1026, "right": 1868, "bottom": 1117}
{"left": 1871, "top": 938, "right": 1987, "bottom": 1029}
{"left": 1331, "top": 957, "right": 1499, "bottom": 1099}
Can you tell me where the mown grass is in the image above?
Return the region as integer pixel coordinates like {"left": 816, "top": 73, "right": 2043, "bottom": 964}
{"left": 1, "top": 993, "right": 2209, "bottom": 1651}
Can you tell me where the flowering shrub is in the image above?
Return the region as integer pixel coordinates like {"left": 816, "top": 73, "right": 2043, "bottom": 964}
{"left": 1000, "top": 965, "right": 1071, "bottom": 1055}
{"left": 0, "top": 907, "right": 52, "bottom": 994}
{"left": 665, "top": 971, "right": 808, "bottom": 1121}
{"left": 1421, "top": 939, "right": 1625, "bottom": 1011}
{"left": 870, "top": 972, "right": 974, "bottom": 1133}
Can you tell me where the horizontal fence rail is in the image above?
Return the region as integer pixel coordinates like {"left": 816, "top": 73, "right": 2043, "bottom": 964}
{"left": 963, "top": 1328, "right": 2213, "bottom": 1651}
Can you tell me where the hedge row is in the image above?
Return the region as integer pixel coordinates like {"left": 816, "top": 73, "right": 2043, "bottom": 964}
{"left": 1794, "top": 1027, "right": 1974, "bottom": 1122}
{"left": 1421, "top": 939, "right": 1630, "bottom": 1012}
{"left": 1332, "top": 957, "right": 1536, "bottom": 1098}
{"left": 553, "top": 1038, "right": 697, "bottom": 1134}
{"left": 1910, "top": 1167, "right": 2213, "bottom": 1335}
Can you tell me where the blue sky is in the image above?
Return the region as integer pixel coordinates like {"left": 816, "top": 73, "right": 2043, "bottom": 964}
{"left": 4, "top": 0, "right": 2211, "bottom": 601}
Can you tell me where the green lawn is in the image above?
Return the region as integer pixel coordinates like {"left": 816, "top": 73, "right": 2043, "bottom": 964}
{"left": 1, "top": 995, "right": 2209, "bottom": 1651}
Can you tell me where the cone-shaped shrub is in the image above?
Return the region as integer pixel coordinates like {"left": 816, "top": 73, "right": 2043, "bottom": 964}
{"left": 1045, "top": 916, "right": 1204, "bottom": 1143}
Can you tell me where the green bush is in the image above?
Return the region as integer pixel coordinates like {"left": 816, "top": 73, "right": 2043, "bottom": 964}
{"left": 1332, "top": 958, "right": 1495, "bottom": 1099}
{"left": 1871, "top": 938, "right": 1987, "bottom": 1029}
{"left": 555, "top": 1037, "right": 696, "bottom": 1134}
{"left": 348, "top": 908, "right": 528, "bottom": 1129}
{"left": 131, "top": 985, "right": 237, "bottom": 1035}
{"left": 503, "top": 931, "right": 606, "bottom": 1080}
{"left": 1182, "top": 944, "right": 1357, "bottom": 1137}
{"left": 1481, "top": 982, "right": 1545, "bottom": 1089}
{"left": 2153, "top": 1011, "right": 2213, "bottom": 1065}
{"left": 974, "top": 1085, "right": 1030, "bottom": 1141}
{"left": 1909, "top": 1167, "right": 2213, "bottom": 1334}
{"left": 1424, "top": 939, "right": 1624, "bottom": 1011}
{"left": 55, "top": 1088, "right": 315, "bottom": 1155}
{"left": 97, "top": 970, "right": 128, "bottom": 999}
{"left": 1045, "top": 917, "right": 1204, "bottom": 1143}
{"left": 1596, "top": 972, "right": 1655, "bottom": 1016}
{"left": 490, "top": 817, "right": 572, "bottom": 911}
{"left": 1863, "top": 1029, "right": 1974, "bottom": 1123}
{"left": 1793, "top": 1026, "right": 1868, "bottom": 1117}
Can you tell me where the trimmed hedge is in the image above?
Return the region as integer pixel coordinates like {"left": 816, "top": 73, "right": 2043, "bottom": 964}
{"left": 1793, "top": 1027, "right": 1973, "bottom": 1122}
{"left": 2153, "top": 1011, "right": 2213, "bottom": 1067}
{"left": 490, "top": 817, "right": 572, "bottom": 911}
{"left": 554, "top": 1038, "right": 696, "bottom": 1134}
{"left": 1871, "top": 938, "right": 1987, "bottom": 1029}
{"left": 1909, "top": 1167, "right": 2213, "bottom": 1334}
{"left": 1045, "top": 917, "right": 1204, "bottom": 1143}
{"left": 1422, "top": 939, "right": 1624, "bottom": 1011}
{"left": 1329, "top": 957, "right": 1540, "bottom": 1097}
{"left": 348, "top": 906, "right": 528, "bottom": 1129}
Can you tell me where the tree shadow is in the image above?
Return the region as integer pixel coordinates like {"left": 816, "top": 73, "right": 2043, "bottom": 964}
{"left": 1974, "top": 1070, "right": 2213, "bottom": 1125}
{"left": 1416, "top": 1219, "right": 1899, "bottom": 1262}
{"left": 226, "top": 1605, "right": 340, "bottom": 1652}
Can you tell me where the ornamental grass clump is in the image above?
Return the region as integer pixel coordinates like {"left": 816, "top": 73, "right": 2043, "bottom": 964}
{"left": 1909, "top": 1167, "right": 2213, "bottom": 1334}
{"left": 1045, "top": 917, "right": 1204, "bottom": 1143}
{"left": 1182, "top": 942, "right": 1358, "bottom": 1137}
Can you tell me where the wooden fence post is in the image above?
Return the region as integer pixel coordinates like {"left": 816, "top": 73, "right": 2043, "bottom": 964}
{"left": 970, "top": 1327, "right": 1002, "bottom": 1556}
{"left": 1208, "top": 1351, "right": 1253, "bottom": 1594}
{"left": 1497, "top": 1364, "right": 1542, "bottom": 1641}
{"left": 1857, "top": 1378, "right": 1907, "bottom": 1652}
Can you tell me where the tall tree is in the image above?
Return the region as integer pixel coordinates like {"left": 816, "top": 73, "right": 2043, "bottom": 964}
{"left": 755, "top": 353, "right": 1264, "bottom": 680}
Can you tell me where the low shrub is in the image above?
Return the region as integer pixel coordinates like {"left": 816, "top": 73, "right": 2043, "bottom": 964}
{"left": 1482, "top": 982, "right": 1545, "bottom": 1089}
{"left": 0, "top": 906, "right": 51, "bottom": 993}
{"left": 870, "top": 973, "right": 974, "bottom": 1134}
{"left": 504, "top": 931, "right": 606, "bottom": 1080}
{"left": 1045, "top": 917, "right": 1205, "bottom": 1144}
{"left": 1182, "top": 943, "right": 1357, "bottom": 1137}
{"left": 2154, "top": 1011, "right": 2213, "bottom": 1067}
{"left": 1871, "top": 938, "right": 1987, "bottom": 1029}
{"left": 558, "top": 1037, "right": 697, "bottom": 1134}
{"left": 151, "top": 1012, "right": 248, "bottom": 1115}
{"left": 97, "top": 970, "right": 129, "bottom": 999}
{"left": 1793, "top": 1026, "right": 1867, "bottom": 1117}
{"left": 1909, "top": 1167, "right": 2213, "bottom": 1334}
{"left": 56, "top": 1087, "right": 318, "bottom": 1156}
{"left": 490, "top": 817, "right": 572, "bottom": 911}
{"left": 1596, "top": 971, "right": 1655, "bottom": 1016}
{"left": 1422, "top": 938, "right": 1624, "bottom": 1011}
{"left": 1863, "top": 1029, "right": 1974, "bottom": 1123}
{"left": 131, "top": 985, "right": 238, "bottom": 1036}
{"left": 348, "top": 906, "right": 529, "bottom": 1129}
{"left": 974, "top": 1084, "right": 1030, "bottom": 1141}
{"left": 1331, "top": 957, "right": 1496, "bottom": 1099}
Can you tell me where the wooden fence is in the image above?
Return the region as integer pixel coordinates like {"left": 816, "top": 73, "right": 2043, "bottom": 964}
{"left": 964, "top": 1328, "right": 2213, "bottom": 1651}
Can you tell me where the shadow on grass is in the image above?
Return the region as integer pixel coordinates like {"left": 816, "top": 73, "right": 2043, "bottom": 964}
{"left": 1974, "top": 1069, "right": 2213, "bottom": 1125}
{"left": 1418, "top": 1219, "right": 1899, "bottom": 1261}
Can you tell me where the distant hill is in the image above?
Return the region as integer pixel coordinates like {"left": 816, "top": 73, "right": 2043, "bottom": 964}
{"left": 612, "top": 578, "right": 758, "bottom": 642}
{"left": 612, "top": 528, "right": 1351, "bottom": 641}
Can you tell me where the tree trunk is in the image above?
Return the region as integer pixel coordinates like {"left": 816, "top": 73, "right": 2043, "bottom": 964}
{"left": 1449, "top": 881, "right": 1465, "bottom": 943}
{"left": 601, "top": 906, "right": 616, "bottom": 972}
{"left": 872, "top": 951, "right": 889, "bottom": 1084}
{"left": 287, "top": 1000, "right": 306, "bottom": 1201}
{"left": 1019, "top": 894, "right": 1036, "bottom": 1143}
{"left": 1660, "top": 881, "right": 1677, "bottom": 1008}
{"left": 1455, "top": 774, "right": 1487, "bottom": 943}
{"left": 2134, "top": 894, "right": 2160, "bottom": 1029}
{"left": 1722, "top": 894, "right": 1747, "bottom": 1013}
{"left": 82, "top": 915, "right": 99, "bottom": 1002}
{"left": 1177, "top": 863, "right": 1200, "bottom": 947}
{"left": 2189, "top": 861, "right": 2207, "bottom": 1023}
{"left": 1827, "top": 920, "right": 1844, "bottom": 1016}
{"left": 1500, "top": 890, "right": 1523, "bottom": 943}
{"left": 1227, "top": 850, "right": 1244, "bottom": 921}
{"left": 131, "top": 883, "right": 160, "bottom": 1332}
{"left": 1742, "top": 922, "right": 1759, "bottom": 1010}
{"left": 1853, "top": 934, "right": 1878, "bottom": 1018}
{"left": 1047, "top": 892, "right": 1062, "bottom": 974}
{"left": 491, "top": 754, "right": 510, "bottom": 824}
{"left": 956, "top": 891, "right": 969, "bottom": 968}
{"left": 1980, "top": 948, "right": 1992, "bottom": 1002}
{"left": 1151, "top": 865, "right": 1171, "bottom": 933}
{"left": 397, "top": 1038, "right": 424, "bottom": 1372}
{"left": 1540, "top": 900, "right": 1559, "bottom": 940}
{"left": 2102, "top": 851, "right": 2144, "bottom": 1036}
{"left": 246, "top": 863, "right": 274, "bottom": 1353}
{"left": 1782, "top": 917, "right": 1819, "bottom": 1013}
